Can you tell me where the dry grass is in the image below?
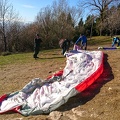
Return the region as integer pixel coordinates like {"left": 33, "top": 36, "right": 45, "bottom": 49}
{"left": 0, "top": 37, "right": 120, "bottom": 120}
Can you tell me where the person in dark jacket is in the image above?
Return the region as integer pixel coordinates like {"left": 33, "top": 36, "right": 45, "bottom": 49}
{"left": 33, "top": 34, "right": 42, "bottom": 59}
{"left": 59, "top": 39, "right": 70, "bottom": 55}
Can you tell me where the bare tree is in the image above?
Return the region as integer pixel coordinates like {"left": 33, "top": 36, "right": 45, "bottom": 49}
{"left": 0, "top": 0, "right": 20, "bottom": 52}
{"left": 34, "top": 0, "right": 82, "bottom": 49}
{"left": 79, "top": 0, "right": 119, "bottom": 36}
{"left": 51, "top": 0, "right": 82, "bottom": 38}
{"left": 104, "top": 5, "right": 120, "bottom": 36}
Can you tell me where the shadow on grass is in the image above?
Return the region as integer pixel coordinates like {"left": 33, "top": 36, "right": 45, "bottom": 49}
{"left": 57, "top": 53, "right": 114, "bottom": 112}
{"left": 40, "top": 56, "right": 65, "bottom": 59}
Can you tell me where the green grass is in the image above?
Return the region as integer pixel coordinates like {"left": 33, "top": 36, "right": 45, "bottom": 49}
{"left": 0, "top": 49, "right": 64, "bottom": 66}
{"left": 0, "top": 36, "right": 117, "bottom": 66}
{"left": 0, "top": 53, "right": 31, "bottom": 65}
{"left": 88, "top": 36, "right": 112, "bottom": 45}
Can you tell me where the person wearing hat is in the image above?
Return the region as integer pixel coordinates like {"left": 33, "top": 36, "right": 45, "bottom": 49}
{"left": 33, "top": 34, "right": 42, "bottom": 59}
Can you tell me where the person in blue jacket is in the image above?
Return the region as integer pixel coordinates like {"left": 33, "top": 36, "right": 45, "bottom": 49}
{"left": 75, "top": 34, "right": 87, "bottom": 50}
{"left": 112, "top": 37, "right": 120, "bottom": 47}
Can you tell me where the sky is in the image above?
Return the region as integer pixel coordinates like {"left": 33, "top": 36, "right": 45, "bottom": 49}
{"left": 9, "top": 0, "right": 80, "bottom": 23}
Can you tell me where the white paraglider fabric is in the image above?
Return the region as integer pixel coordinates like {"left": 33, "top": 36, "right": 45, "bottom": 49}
{"left": 0, "top": 50, "right": 103, "bottom": 116}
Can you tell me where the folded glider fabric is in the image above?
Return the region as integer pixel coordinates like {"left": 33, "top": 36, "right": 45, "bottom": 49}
{"left": 0, "top": 50, "right": 104, "bottom": 116}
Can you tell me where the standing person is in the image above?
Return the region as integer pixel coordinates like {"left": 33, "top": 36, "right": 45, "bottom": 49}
{"left": 59, "top": 39, "right": 70, "bottom": 55}
{"left": 64, "top": 39, "right": 70, "bottom": 52}
{"left": 74, "top": 34, "right": 87, "bottom": 50}
{"left": 112, "top": 36, "right": 120, "bottom": 47}
{"left": 33, "top": 34, "right": 42, "bottom": 59}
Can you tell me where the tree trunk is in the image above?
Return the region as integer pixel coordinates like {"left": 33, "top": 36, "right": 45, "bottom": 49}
{"left": 3, "top": 35, "right": 7, "bottom": 52}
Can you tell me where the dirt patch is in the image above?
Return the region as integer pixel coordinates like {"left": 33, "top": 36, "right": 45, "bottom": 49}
{"left": 0, "top": 48, "right": 120, "bottom": 120}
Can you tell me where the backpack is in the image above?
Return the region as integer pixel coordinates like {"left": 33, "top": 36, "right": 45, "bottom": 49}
{"left": 59, "top": 39, "right": 65, "bottom": 48}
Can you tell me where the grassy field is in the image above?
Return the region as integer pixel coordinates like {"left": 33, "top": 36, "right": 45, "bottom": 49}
{"left": 0, "top": 36, "right": 113, "bottom": 65}
{"left": 0, "top": 36, "right": 120, "bottom": 120}
{"left": 0, "top": 50, "right": 64, "bottom": 66}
